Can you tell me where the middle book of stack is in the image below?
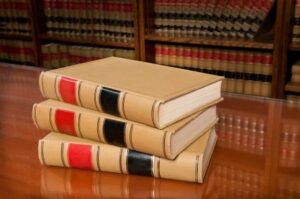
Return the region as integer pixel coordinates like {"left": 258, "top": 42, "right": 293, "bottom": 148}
{"left": 33, "top": 57, "right": 223, "bottom": 183}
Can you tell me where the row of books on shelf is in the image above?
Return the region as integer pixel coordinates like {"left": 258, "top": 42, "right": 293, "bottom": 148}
{"left": 216, "top": 108, "right": 265, "bottom": 155}
{"left": 280, "top": 124, "right": 300, "bottom": 168}
{"left": 43, "top": 0, "right": 134, "bottom": 42}
{"left": 42, "top": 43, "right": 135, "bottom": 68}
{"left": 291, "top": 0, "right": 300, "bottom": 43}
{"left": 290, "top": 60, "right": 300, "bottom": 83}
{"left": 0, "top": 39, "right": 34, "bottom": 65}
{"left": 154, "top": 44, "right": 272, "bottom": 96}
{"left": 154, "top": 0, "right": 275, "bottom": 39}
{"left": 221, "top": 74, "right": 271, "bottom": 97}
{"left": 0, "top": 0, "right": 31, "bottom": 35}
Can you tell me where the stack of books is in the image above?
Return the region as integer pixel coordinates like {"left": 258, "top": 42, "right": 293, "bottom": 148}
{"left": 32, "top": 57, "right": 223, "bottom": 183}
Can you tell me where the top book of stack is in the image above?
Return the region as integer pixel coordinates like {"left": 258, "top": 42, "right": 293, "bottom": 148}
{"left": 39, "top": 57, "right": 223, "bottom": 129}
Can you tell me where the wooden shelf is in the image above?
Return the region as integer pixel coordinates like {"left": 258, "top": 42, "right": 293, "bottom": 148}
{"left": 285, "top": 82, "right": 300, "bottom": 93}
{"left": 144, "top": 34, "right": 274, "bottom": 50}
{"left": 0, "top": 33, "right": 32, "bottom": 40}
{"left": 41, "top": 35, "right": 135, "bottom": 49}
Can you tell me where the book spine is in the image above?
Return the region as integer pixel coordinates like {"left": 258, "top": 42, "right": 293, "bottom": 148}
{"left": 32, "top": 103, "right": 170, "bottom": 158}
{"left": 39, "top": 72, "right": 160, "bottom": 127}
{"left": 38, "top": 138, "right": 204, "bottom": 183}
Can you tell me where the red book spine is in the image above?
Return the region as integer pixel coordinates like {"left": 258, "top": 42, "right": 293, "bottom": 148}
{"left": 58, "top": 76, "right": 78, "bottom": 105}
{"left": 68, "top": 144, "right": 93, "bottom": 170}
{"left": 55, "top": 109, "right": 76, "bottom": 136}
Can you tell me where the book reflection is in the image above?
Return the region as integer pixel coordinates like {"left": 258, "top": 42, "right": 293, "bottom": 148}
{"left": 40, "top": 167, "right": 205, "bottom": 198}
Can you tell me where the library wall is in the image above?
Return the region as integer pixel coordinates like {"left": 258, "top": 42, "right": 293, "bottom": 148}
{"left": 0, "top": 0, "right": 299, "bottom": 100}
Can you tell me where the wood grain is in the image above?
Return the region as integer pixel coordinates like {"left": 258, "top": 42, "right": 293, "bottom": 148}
{"left": 0, "top": 63, "right": 299, "bottom": 198}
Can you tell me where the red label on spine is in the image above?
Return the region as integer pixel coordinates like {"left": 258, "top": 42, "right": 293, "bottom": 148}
{"left": 68, "top": 144, "right": 93, "bottom": 170}
{"left": 59, "top": 76, "right": 77, "bottom": 105}
{"left": 55, "top": 109, "right": 76, "bottom": 136}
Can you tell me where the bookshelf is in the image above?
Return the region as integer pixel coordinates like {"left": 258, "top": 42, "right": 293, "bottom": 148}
{"left": 0, "top": 0, "right": 297, "bottom": 99}
{"left": 139, "top": 0, "right": 287, "bottom": 99}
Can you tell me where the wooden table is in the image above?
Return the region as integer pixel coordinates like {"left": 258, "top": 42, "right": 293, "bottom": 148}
{"left": 0, "top": 63, "right": 299, "bottom": 198}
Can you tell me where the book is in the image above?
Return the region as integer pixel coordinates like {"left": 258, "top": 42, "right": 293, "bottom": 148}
{"left": 38, "top": 128, "right": 217, "bottom": 183}
{"left": 33, "top": 99, "right": 219, "bottom": 159}
{"left": 39, "top": 57, "right": 223, "bottom": 128}
{"left": 42, "top": 0, "right": 134, "bottom": 42}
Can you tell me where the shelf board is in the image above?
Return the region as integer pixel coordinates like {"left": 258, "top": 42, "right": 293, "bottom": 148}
{"left": 0, "top": 33, "right": 32, "bottom": 40}
{"left": 285, "top": 82, "right": 300, "bottom": 93}
{"left": 41, "top": 35, "right": 135, "bottom": 49}
{"left": 145, "top": 34, "right": 274, "bottom": 50}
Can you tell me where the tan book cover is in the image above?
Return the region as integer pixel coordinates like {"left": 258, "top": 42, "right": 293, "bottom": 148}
{"left": 33, "top": 99, "right": 219, "bottom": 159}
{"left": 38, "top": 128, "right": 217, "bottom": 183}
{"left": 39, "top": 57, "right": 223, "bottom": 129}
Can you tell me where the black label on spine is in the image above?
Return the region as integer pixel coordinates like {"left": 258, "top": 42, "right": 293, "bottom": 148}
{"left": 127, "top": 150, "right": 153, "bottom": 177}
{"left": 100, "top": 87, "right": 120, "bottom": 116}
{"left": 103, "top": 119, "right": 126, "bottom": 147}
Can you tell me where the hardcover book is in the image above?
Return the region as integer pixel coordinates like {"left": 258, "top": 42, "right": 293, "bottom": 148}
{"left": 33, "top": 99, "right": 218, "bottom": 159}
{"left": 39, "top": 57, "right": 223, "bottom": 128}
{"left": 38, "top": 128, "right": 217, "bottom": 183}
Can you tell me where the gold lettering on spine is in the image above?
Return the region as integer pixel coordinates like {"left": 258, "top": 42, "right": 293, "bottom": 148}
{"left": 195, "top": 155, "right": 200, "bottom": 183}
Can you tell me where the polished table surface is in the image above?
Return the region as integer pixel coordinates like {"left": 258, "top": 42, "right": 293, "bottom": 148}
{"left": 0, "top": 63, "right": 300, "bottom": 198}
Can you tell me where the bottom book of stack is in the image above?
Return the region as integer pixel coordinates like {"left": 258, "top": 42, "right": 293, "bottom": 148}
{"left": 38, "top": 128, "right": 217, "bottom": 183}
